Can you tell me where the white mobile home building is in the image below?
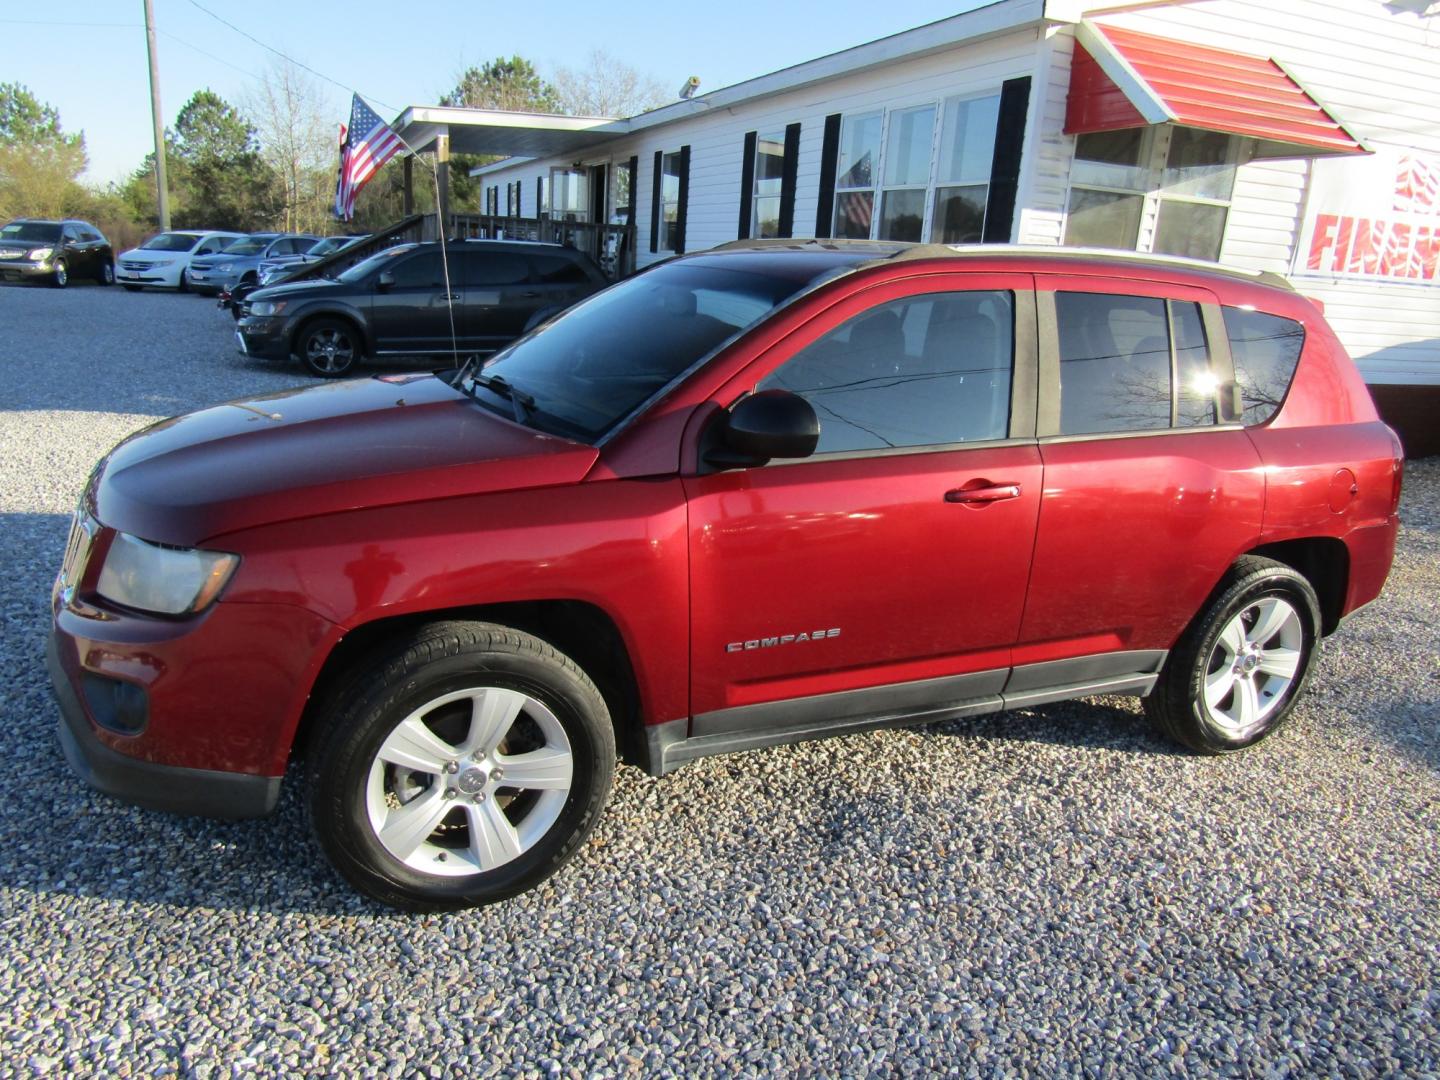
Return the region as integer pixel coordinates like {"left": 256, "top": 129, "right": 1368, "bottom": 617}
{"left": 394, "top": 0, "right": 1440, "bottom": 454}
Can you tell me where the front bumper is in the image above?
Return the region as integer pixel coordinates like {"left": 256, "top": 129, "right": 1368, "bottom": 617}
{"left": 0, "top": 259, "right": 55, "bottom": 281}
{"left": 48, "top": 584, "right": 338, "bottom": 818}
{"left": 116, "top": 263, "right": 181, "bottom": 288}
{"left": 186, "top": 269, "right": 236, "bottom": 295}
{"left": 235, "top": 315, "right": 295, "bottom": 360}
{"left": 49, "top": 631, "right": 282, "bottom": 818}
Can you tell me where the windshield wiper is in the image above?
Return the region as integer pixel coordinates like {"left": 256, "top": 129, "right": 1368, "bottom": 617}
{"left": 462, "top": 369, "right": 536, "bottom": 425}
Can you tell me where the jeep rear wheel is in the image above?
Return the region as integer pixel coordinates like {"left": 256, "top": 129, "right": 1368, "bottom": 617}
{"left": 1145, "top": 556, "right": 1320, "bottom": 754}
{"left": 308, "top": 622, "right": 615, "bottom": 911}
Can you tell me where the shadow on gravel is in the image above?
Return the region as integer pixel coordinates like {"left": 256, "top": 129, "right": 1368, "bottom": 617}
{"left": 929, "top": 697, "right": 1187, "bottom": 757}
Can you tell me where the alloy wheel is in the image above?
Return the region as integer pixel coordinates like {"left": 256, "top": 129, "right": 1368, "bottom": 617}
{"left": 306, "top": 329, "right": 354, "bottom": 373}
{"left": 1201, "top": 596, "right": 1304, "bottom": 739}
{"left": 364, "top": 686, "right": 574, "bottom": 877}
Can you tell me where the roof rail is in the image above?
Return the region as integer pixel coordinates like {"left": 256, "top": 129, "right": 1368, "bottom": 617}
{"left": 708, "top": 238, "right": 1296, "bottom": 291}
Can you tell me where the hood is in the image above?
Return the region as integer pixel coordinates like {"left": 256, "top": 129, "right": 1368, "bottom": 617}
{"left": 91, "top": 374, "right": 598, "bottom": 545}
{"left": 251, "top": 277, "right": 344, "bottom": 301}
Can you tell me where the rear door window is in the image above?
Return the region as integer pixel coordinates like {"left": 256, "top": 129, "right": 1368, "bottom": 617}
{"left": 760, "top": 290, "right": 1015, "bottom": 453}
{"left": 465, "top": 251, "right": 529, "bottom": 286}
{"left": 1223, "top": 307, "right": 1305, "bottom": 425}
{"left": 1055, "top": 293, "right": 1171, "bottom": 435}
{"left": 1171, "top": 301, "right": 1218, "bottom": 427}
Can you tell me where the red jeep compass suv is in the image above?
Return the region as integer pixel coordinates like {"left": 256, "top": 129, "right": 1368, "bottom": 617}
{"left": 48, "top": 242, "right": 1402, "bottom": 910}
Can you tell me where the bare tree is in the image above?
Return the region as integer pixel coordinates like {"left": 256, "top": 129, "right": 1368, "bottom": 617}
{"left": 553, "top": 50, "right": 668, "bottom": 118}
{"left": 247, "top": 60, "right": 335, "bottom": 234}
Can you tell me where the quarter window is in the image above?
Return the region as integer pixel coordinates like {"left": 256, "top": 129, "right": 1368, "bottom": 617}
{"left": 1223, "top": 307, "right": 1305, "bottom": 425}
{"left": 759, "top": 291, "right": 1015, "bottom": 453}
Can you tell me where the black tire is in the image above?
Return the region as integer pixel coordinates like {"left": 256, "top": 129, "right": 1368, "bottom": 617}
{"left": 51, "top": 260, "right": 68, "bottom": 288}
{"left": 308, "top": 621, "right": 615, "bottom": 911}
{"left": 98, "top": 260, "right": 115, "bottom": 285}
{"left": 1144, "top": 556, "right": 1321, "bottom": 754}
{"left": 298, "top": 317, "right": 364, "bottom": 378}
{"left": 122, "top": 284, "right": 143, "bottom": 293}
{"left": 177, "top": 269, "right": 189, "bottom": 293}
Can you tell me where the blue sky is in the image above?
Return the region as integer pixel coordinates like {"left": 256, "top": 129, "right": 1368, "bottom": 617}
{"left": 4, "top": 1, "right": 990, "bottom": 186}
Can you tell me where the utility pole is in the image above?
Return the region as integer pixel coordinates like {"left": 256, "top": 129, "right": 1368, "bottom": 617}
{"left": 143, "top": 0, "right": 170, "bottom": 230}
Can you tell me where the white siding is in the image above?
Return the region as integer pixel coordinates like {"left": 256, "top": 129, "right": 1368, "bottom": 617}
{"left": 1014, "top": 26, "right": 1073, "bottom": 245}
{"left": 479, "top": 29, "right": 1045, "bottom": 267}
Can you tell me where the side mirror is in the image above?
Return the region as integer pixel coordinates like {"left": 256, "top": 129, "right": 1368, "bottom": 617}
{"left": 376, "top": 270, "right": 396, "bottom": 291}
{"left": 706, "top": 389, "right": 820, "bottom": 469}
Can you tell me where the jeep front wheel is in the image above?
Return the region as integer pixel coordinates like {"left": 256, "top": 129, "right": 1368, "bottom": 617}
{"left": 308, "top": 622, "right": 615, "bottom": 911}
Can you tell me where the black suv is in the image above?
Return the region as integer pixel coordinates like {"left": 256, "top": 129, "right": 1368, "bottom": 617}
{"left": 0, "top": 219, "right": 113, "bottom": 287}
{"left": 235, "top": 240, "right": 607, "bottom": 377}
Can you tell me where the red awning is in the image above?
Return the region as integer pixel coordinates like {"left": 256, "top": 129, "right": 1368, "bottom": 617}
{"left": 1065, "top": 22, "right": 1368, "bottom": 158}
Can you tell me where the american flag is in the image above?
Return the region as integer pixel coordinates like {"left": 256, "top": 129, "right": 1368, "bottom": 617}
{"left": 334, "top": 95, "right": 406, "bottom": 220}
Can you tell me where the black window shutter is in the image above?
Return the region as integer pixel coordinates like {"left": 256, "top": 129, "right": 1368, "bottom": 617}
{"left": 626, "top": 155, "right": 638, "bottom": 226}
{"left": 536, "top": 176, "right": 543, "bottom": 216}
{"left": 815, "top": 113, "right": 842, "bottom": 238}
{"left": 650, "top": 150, "right": 662, "bottom": 253}
{"left": 738, "top": 131, "right": 757, "bottom": 240}
{"left": 675, "top": 145, "right": 691, "bottom": 254}
{"left": 983, "top": 76, "right": 1031, "bottom": 244}
{"left": 778, "top": 122, "right": 801, "bottom": 238}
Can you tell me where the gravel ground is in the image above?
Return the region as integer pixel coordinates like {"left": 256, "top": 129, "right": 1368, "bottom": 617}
{"left": 1, "top": 281, "right": 1437, "bottom": 1077}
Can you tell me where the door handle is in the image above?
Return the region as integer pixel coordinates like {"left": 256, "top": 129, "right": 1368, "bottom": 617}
{"left": 945, "top": 482, "right": 1022, "bottom": 505}
{"left": 440, "top": 293, "right": 460, "bottom": 301}
{"left": 519, "top": 290, "right": 541, "bottom": 298}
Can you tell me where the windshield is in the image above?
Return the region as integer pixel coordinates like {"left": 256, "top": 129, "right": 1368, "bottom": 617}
{"left": 307, "top": 236, "right": 348, "bottom": 257}
{"left": 219, "top": 236, "right": 272, "bottom": 256}
{"left": 141, "top": 232, "right": 201, "bottom": 252}
{"left": 337, "top": 243, "right": 417, "bottom": 283}
{"left": 1, "top": 222, "right": 61, "bottom": 243}
{"left": 469, "top": 260, "right": 816, "bottom": 443}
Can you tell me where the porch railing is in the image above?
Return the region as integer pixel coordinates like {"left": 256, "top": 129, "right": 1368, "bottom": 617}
{"left": 449, "top": 213, "right": 637, "bottom": 281}
{"left": 277, "top": 213, "right": 428, "bottom": 285}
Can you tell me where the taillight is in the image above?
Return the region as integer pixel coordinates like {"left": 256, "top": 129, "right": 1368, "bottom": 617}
{"left": 1386, "top": 425, "right": 1405, "bottom": 515}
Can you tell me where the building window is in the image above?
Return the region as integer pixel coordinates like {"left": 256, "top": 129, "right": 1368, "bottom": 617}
{"left": 661, "top": 150, "right": 684, "bottom": 252}
{"left": 1064, "top": 126, "right": 1241, "bottom": 261}
{"left": 931, "top": 93, "right": 1001, "bottom": 243}
{"left": 878, "top": 105, "right": 937, "bottom": 242}
{"left": 832, "top": 112, "right": 883, "bottom": 239}
{"left": 610, "top": 165, "right": 631, "bottom": 226}
{"left": 550, "top": 168, "right": 588, "bottom": 220}
{"left": 830, "top": 97, "right": 1001, "bottom": 244}
{"left": 752, "top": 132, "right": 786, "bottom": 238}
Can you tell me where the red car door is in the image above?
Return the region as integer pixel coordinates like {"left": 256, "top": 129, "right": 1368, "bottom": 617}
{"left": 683, "top": 272, "right": 1042, "bottom": 737}
{"left": 1015, "top": 275, "right": 1266, "bottom": 670}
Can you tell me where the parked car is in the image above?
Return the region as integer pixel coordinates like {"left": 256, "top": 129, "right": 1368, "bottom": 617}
{"left": 0, "top": 219, "right": 113, "bottom": 287}
{"left": 115, "top": 230, "right": 245, "bottom": 291}
{"left": 234, "top": 239, "right": 606, "bottom": 377}
{"left": 48, "top": 242, "right": 1402, "bottom": 911}
{"left": 257, "top": 234, "right": 368, "bottom": 286}
{"left": 186, "top": 233, "right": 318, "bottom": 296}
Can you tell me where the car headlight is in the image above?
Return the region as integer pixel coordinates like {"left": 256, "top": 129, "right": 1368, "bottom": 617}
{"left": 148, "top": 259, "right": 175, "bottom": 268}
{"left": 95, "top": 532, "right": 239, "bottom": 615}
{"left": 249, "top": 300, "right": 286, "bottom": 317}
{"left": 28, "top": 247, "right": 53, "bottom": 261}
{"left": 212, "top": 261, "right": 233, "bottom": 271}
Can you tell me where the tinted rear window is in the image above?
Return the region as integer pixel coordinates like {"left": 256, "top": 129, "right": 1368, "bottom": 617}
{"left": 465, "top": 251, "right": 529, "bottom": 286}
{"left": 1223, "top": 307, "right": 1305, "bottom": 425}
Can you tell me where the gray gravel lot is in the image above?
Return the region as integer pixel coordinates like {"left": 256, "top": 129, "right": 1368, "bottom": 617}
{"left": 0, "top": 281, "right": 1437, "bottom": 1077}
